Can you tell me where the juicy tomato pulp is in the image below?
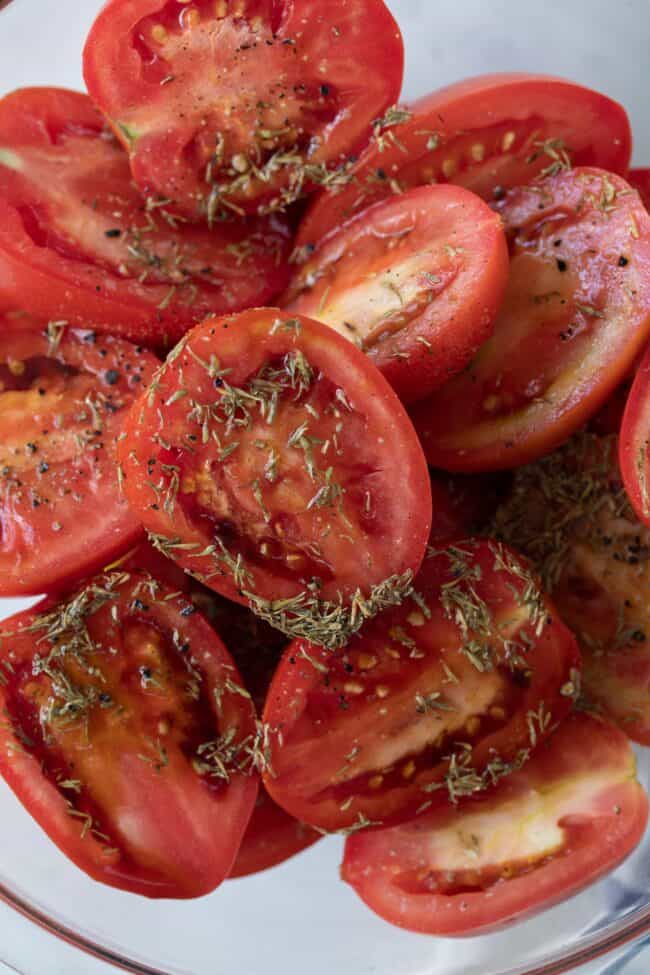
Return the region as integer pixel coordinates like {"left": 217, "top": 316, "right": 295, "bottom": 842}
{"left": 621, "top": 343, "right": 650, "bottom": 529}
{"left": 262, "top": 539, "right": 580, "bottom": 831}
{"left": 493, "top": 433, "right": 650, "bottom": 745}
{"left": 411, "top": 168, "right": 650, "bottom": 471}
{"left": 342, "top": 712, "right": 647, "bottom": 935}
{"left": 83, "top": 0, "right": 404, "bottom": 220}
{"left": 296, "top": 73, "right": 632, "bottom": 250}
{"left": 284, "top": 185, "right": 509, "bottom": 404}
{"left": 0, "top": 326, "right": 158, "bottom": 596}
{"left": 118, "top": 309, "right": 432, "bottom": 648}
{"left": 0, "top": 88, "right": 292, "bottom": 344}
{"left": 0, "top": 570, "right": 258, "bottom": 897}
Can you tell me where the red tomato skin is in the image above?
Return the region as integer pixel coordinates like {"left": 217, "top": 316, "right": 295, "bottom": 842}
{"left": 229, "top": 786, "right": 320, "bottom": 879}
{"left": 620, "top": 342, "right": 650, "bottom": 527}
{"left": 342, "top": 712, "right": 648, "bottom": 936}
{"left": 284, "top": 185, "right": 509, "bottom": 404}
{"left": 0, "top": 88, "right": 292, "bottom": 346}
{"left": 296, "top": 74, "right": 632, "bottom": 251}
{"left": 118, "top": 308, "right": 432, "bottom": 609}
{"left": 0, "top": 574, "right": 258, "bottom": 898}
{"left": 629, "top": 169, "right": 650, "bottom": 212}
{"left": 83, "top": 0, "right": 404, "bottom": 220}
{"left": 0, "top": 327, "right": 160, "bottom": 596}
{"left": 411, "top": 168, "right": 650, "bottom": 472}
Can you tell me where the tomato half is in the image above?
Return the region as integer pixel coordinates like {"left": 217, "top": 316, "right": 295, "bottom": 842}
{"left": 119, "top": 308, "right": 432, "bottom": 647}
{"left": 0, "top": 325, "right": 158, "bottom": 596}
{"left": 0, "top": 569, "right": 258, "bottom": 898}
{"left": 428, "top": 471, "right": 512, "bottom": 543}
{"left": 262, "top": 538, "right": 580, "bottom": 832}
{"left": 296, "top": 73, "right": 632, "bottom": 251}
{"left": 83, "top": 0, "right": 404, "bottom": 221}
{"left": 621, "top": 342, "right": 650, "bottom": 528}
{"left": 493, "top": 432, "right": 650, "bottom": 745}
{"left": 0, "top": 88, "right": 291, "bottom": 345}
{"left": 283, "top": 185, "right": 508, "bottom": 404}
{"left": 342, "top": 712, "right": 647, "bottom": 936}
{"left": 629, "top": 169, "right": 650, "bottom": 212}
{"left": 229, "top": 786, "right": 320, "bottom": 878}
{"left": 411, "top": 168, "right": 650, "bottom": 471}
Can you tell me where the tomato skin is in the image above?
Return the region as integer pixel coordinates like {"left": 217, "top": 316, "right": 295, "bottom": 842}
{"left": 262, "top": 539, "right": 580, "bottom": 832}
{"left": 296, "top": 74, "right": 632, "bottom": 251}
{"left": 229, "top": 785, "right": 320, "bottom": 879}
{"left": 118, "top": 308, "right": 432, "bottom": 631}
{"left": 0, "top": 570, "right": 258, "bottom": 898}
{"left": 0, "top": 88, "right": 292, "bottom": 345}
{"left": 629, "top": 169, "right": 650, "bottom": 212}
{"left": 342, "top": 712, "right": 647, "bottom": 936}
{"left": 411, "top": 168, "right": 650, "bottom": 472}
{"left": 621, "top": 343, "right": 650, "bottom": 528}
{"left": 0, "top": 326, "right": 160, "bottom": 596}
{"left": 83, "top": 0, "right": 404, "bottom": 220}
{"left": 284, "top": 185, "right": 509, "bottom": 404}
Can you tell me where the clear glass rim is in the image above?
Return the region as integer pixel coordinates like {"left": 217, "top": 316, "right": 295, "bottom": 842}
{"left": 0, "top": 875, "right": 648, "bottom": 975}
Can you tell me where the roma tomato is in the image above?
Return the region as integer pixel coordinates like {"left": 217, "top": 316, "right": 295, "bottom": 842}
{"left": 118, "top": 309, "right": 432, "bottom": 648}
{"left": 296, "top": 74, "right": 631, "bottom": 250}
{"left": 230, "top": 786, "right": 320, "bottom": 879}
{"left": 0, "top": 569, "right": 258, "bottom": 898}
{"left": 262, "top": 539, "right": 580, "bottom": 832}
{"left": 621, "top": 342, "right": 650, "bottom": 527}
{"left": 284, "top": 185, "right": 508, "bottom": 404}
{"left": 83, "top": 0, "right": 404, "bottom": 221}
{"left": 629, "top": 169, "right": 650, "bottom": 211}
{"left": 342, "top": 712, "right": 648, "bottom": 936}
{"left": 493, "top": 432, "right": 650, "bottom": 744}
{"left": 0, "top": 325, "right": 158, "bottom": 596}
{"left": 0, "top": 88, "right": 291, "bottom": 345}
{"left": 411, "top": 168, "right": 650, "bottom": 471}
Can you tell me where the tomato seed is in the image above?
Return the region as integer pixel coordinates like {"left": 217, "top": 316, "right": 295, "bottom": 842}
{"left": 151, "top": 24, "right": 168, "bottom": 43}
{"left": 502, "top": 131, "right": 516, "bottom": 151}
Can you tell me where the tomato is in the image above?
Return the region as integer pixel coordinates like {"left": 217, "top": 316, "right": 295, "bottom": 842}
{"left": 0, "top": 568, "right": 258, "bottom": 898}
{"left": 629, "top": 169, "right": 650, "bottom": 212}
{"left": 590, "top": 379, "right": 632, "bottom": 436}
{"left": 342, "top": 712, "right": 647, "bottom": 936}
{"left": 118, "top": 308, "right": 432, "bottom": 648}
{"left": 493, "top": 432, "right": 650, "bottom": 744}
{"left": 229, "top": 786, "right": 320, "bottom": 878}
{"left": 83, "top": 0, "right": 404, "bottom": 221}
{"left": 262, "top": 538, "right": 580, "bottom": 832}
{"left": 429, "top": 471, "right": 512, "bottom": 543}
{"left": 410, "top": 168, "right": 650, "bottom": 471}
{"left": 296, "top": 74, "right": 631, "bottom": 251}
{"left": 0, "top": 324, "right": 158, "bottom": 596}
{"left": 283, "top": 185, "right": 508, "bottom": 404}
{"left": 621, "top": 342, "right": 650, "bottom": 528}
{"left": 0, "top": 88, "right": 292, "bottom": 346}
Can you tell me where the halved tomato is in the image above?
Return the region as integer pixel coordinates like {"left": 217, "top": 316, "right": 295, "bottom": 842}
{"left": 296, "top": 74, "right": 631, "bottom": 251}
{"left": 411, "top": 168, "right": 650, "bottom": 471}
{"left": 629, "top": 169, "right": 650, "bottom": 212}
{"left": 621, "top": 342, "right": 650, "bottom": 527}
{"left": 118, "top": 308, "right": 432, "bottom": 647}
{"left": 229, "top": 786, "right": 320, "bottom": 878}
{"left": 342, "top": 712, "right": 647, "bottom": 935}
{"left": 493, "top": 432, "right": 650, "bottom": 745}
{"left": 262, "top": 538, "right": 580, "bottom": 832}
{"left": 283, "top": 185, "right": 508, "bottom": 404}
{"left": 428, "top": 471, "right": 512, "bottom": 543}
{"left": 0, "top": 569, "right": 258, "bottom": 897}
{"left": 0, "top": 88, "right": 291, "bottom": 345}
{"left": 0, "top": 325, "right": 158, "bottom": 596}
{"left": 83, "top": 0, "right": 404, "bottom": 220}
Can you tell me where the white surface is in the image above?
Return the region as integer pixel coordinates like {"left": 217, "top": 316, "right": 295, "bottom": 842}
{"left": 0, "top": 1, "right": 648, "bottom": 974}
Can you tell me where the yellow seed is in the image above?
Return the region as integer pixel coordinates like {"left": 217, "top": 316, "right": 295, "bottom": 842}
{"left": 7, "top": 358, "right": 25, "bottom": 376}
{"left": 420, "top": 166, "right": 435, "bottom": 182}
{"left": 285, "top": 553, "right": 306, "bottom": 567}
{"left": 180, "top": 475, "right": 196, "bottom": 493}
{"left": 442, "top": 157, "right": 457, "bottom": 179}
{"left": 489, "top": 706, "right": 506, "bottom": 721}
{"left": 502, "top": 130, "right": 516, "bottom": 152}
{"left": 158, "top": 719, "right": 170, "bottom": 736}
{"left": 357, "top": 653, "right": 378, "bottom": 671}
{"left": 385, "top": 646, "right": 401, "bottom": 660}
{"left": 180, "top": 6, "right": 200, "bottom": 28}
{"left": 407, "top": 611, "right": 425, "bottom": 628}
{"left": 151, "top": 24, "right": 168, "bottom": 43}
{"left": 470, "top": 143, "right": 485, "bottom": 162}
{"left": 215, "top": 0, "right": 228, "bottom": 16}
{"left": 483, "top": 394, "right": 501, "bottom": 413}
{"left": 343, "top": 680, "right": 364, "bottom": 696}
{"left": 401, "top": 760, "right": 416, "bottom": 780}
{"left": 465, "top": 716, "right": 481, "bottom": 736}
{"left": 375, "top": 684, "right": 390, "bottom": 698}
{"left": 368, "top": 775, "right": 384, "bottom": 790}
{"left": 231, "top": 153, "right": 250, "bottom": 173}
{"left": 250, "top": 15, "right": 263, "bottom": 30}
{"left": 260, "top": 542, "right": 271, "bottom": 557}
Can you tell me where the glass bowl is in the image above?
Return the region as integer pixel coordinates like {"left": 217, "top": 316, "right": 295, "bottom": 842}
{"left": 0, "top": 1, "right": 649, "bottom": 973}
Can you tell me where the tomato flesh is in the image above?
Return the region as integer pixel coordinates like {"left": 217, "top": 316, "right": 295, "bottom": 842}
{"left": 0, "top": 88, "right": 291, "bottom": 345}
{"left": 411, "top": 168, "right": 650, "bottom": 471}
{"left": 83, "top": 0, "right": 404, "bottom": 220}
{"left": 119, "top": 308, "right": 432, "bottom": 647}
{"left": 284, "top": 185, "right": 508, "bottom": 404}
{"left": 0, "top": 326, "right": 159, "bottom": 596}
{"left": 342, "top": 711, "right": 647, "bottom": 935}
{"left": 0, "top": 570, "right": 258, "bottom": 897}
{"left": 296, "top": 74, "right": 632, "bottom": 251}
{"left": 262, "top": 538, "right": 580, "bottom": 831}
